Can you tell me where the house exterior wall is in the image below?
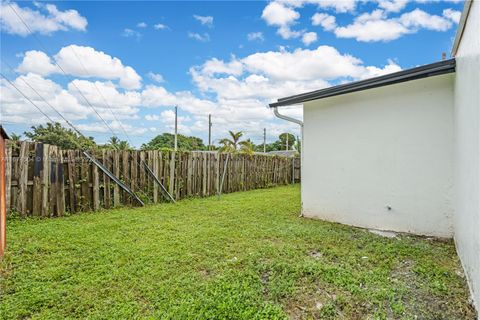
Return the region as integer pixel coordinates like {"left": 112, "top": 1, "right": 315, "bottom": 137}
{"left": 454, "top": 0, "right": 480, "bottom": 310}
{"left": 302, "top": 74, "right": 454, "bottom": 237}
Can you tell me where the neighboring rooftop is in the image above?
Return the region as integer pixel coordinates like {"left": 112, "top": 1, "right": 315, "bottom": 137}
{"left": 269, "top": 58, "right": 456, "bottom": 108}
{"left": 268, "top": 150, "right": 299, "bottom": 157}
{"left": 0, "top": 125, "right": 9, "bottom": 140}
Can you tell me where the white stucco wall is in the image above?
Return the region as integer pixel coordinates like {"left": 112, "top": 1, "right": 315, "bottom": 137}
{"left": 454, "top": 0, "right": 480, "bottom": 310}
{"left": 302, "top": 74, "right": 454, "bottom": 237}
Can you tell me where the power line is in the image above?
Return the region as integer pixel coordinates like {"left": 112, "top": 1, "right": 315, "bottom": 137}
{"left": 1, "top": 59, "right": 84, "bottom": 137}
{"left": 7, "top": 2, "right": 120, "bottom": 140}
{"left": 0, "top": 73, "right": 56, "bottom": 124}
{"left": 68, "top": 45, "right": 134, "bottom": 145}
{"left": 1, "top": 72, "right": 149, "bottom": 199}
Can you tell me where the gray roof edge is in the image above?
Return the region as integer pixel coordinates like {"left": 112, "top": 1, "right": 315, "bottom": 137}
{"left": 451, "top": 0, "right": 474, "bottom": 57}
{"left": 0, "top": 125, "right": 10, "bottom": 140}
{"left": 269, "top": 58, "right": 455, "bottom": 108}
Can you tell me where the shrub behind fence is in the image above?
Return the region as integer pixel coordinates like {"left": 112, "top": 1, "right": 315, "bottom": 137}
{"left": 4, "top": 141, "right": 301, "bottom": 218}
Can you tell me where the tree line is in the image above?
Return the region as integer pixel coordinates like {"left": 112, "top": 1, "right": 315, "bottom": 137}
{"left": 8, "top": 122, "right": 300, "bottom": 153}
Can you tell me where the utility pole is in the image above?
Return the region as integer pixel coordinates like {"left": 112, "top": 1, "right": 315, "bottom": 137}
{"left": 263, "top": 128, "right": 266, "bottom": 153}
{"left": 286, "top": 133, "right": 289, "bottom": 151}
{"left": 208, "top": 114, "right": 212, "bottom": 151}
{"left": 174, "top": 105, "right": 178, "bottom": 151}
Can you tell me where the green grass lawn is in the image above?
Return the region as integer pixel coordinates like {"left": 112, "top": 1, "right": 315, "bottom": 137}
{"left": 0, "top": 185, "right": 475, "bottom": 319}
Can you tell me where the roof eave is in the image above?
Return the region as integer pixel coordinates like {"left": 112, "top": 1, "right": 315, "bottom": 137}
{"left": 269, "top": 59, "right": 456, "bottom": 108}
{"left": 0, "top": 125, "right": 10, "bottom": 140}
{"left": 451, "top": 0, "right": 474, "bottom": 57}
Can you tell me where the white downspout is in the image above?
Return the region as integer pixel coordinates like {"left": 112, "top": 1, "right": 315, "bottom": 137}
{"left": 273, "top": 106, "right": 304, "bottom": 217}
{"left": 273, "top": 107, "right": 303, "bottom": 127}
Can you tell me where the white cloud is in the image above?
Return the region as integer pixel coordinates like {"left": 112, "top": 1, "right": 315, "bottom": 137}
{"left": 148, "top": 72, "right": 165, "bottom": 83}
{"left": 122, "top": 28, "right": 141, "bottom": 39}
{"left": 334, "top": 8, "right": 453, "bottom": 42}
{"left": 137, "top": 22, "right": 147, "bottom": 28}
{"left": 4, "top": 41, "right": 404, "bottom": 145}
{"left": 277, "top": 0, "right": 357, "bottom": 13}
{"left": 188, "top": 32, "right": 210, "bottom": 42}
{"left": 193, "top": 14, "right": 214, "bottom": 27}
{"left": 67, "top": 79, "right": 141, "bottom": 120}
{"left": 0, "top": 73, "right": 90, "bottom": 124}
{"left": 302, "top": 32, "right": 317, "bottom": 45}
{"left": 262, "top": 2, "right": 299, "bottom": 27}
{"left": 442, "top": 8, "right": 461, "bottom": 24}
{"left": 154, "top": 23, "right": 168, "bottom": 30}
{"left": 145, "top": 114, "right": 160, "bottom": 121}
{"left": 157, "top": 110, "right": 192, "bottom": 134}
{"left": 311, "top": 13, "right": 336, "bottom": 31}
{"left": 376, "top": 0, "right": 408, "bottom": 12}
{"left": 0, "top": 1, "right": 87, "bottom": 36}
{"left": 247, "top": 32, "right": 264, "bottom": 42}
{"left": 77, "top": 120, "right": 148, "bottom": 136}
{"left": 399, "top": 8, "right": 452, "bottom": 31}
{"left": 16, "top": 50, "right": 58, "bottom": 76}
{"left": 17, "top": 45, "right": 142, "bottom": 90}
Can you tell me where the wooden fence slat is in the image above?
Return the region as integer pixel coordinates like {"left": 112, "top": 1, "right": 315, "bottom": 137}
{"left": 15, "top": 141, "right": 29, "bottom": 216}
{"left": 92, "top": 162, "right": 100, "bottom": 211}
{"left": 113, "top": 151, "right": 120, "bottom": 207}
{"left": 57, "top": 150, "right": 65, "bottom": 216}
{"left": 169, "top": 151, "right": 175, "bottom": 198}
{"left": 5, "top": 144, "right": 12, "bottom": 212}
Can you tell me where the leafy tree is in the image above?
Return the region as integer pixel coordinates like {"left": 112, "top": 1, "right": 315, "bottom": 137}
{"left": 279, "top": 133, "right": 296, "bottom": 150}
{"left": 219, "top": 131, "right": 243, "bottom": 152}
{"left": 141, "top": 133, "right": 206, "bottom": 151}
{"left": 24, "top": 122, "right": 96, "bottom": 150}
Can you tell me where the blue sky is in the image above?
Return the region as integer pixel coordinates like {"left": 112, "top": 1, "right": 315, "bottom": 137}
{"left": 0, "top": 0, "right": 464, "bottom": 147}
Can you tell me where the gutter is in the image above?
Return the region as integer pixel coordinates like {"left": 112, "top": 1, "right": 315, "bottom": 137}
{"left": 273, "top": 107, "right": 303, "bottom": 127}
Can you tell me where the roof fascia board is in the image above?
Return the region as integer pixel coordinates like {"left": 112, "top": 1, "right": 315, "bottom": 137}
{"left": 269, "top": 59, "right": 455, "bottom": 108}
{"left": 451, "top": 0, "right": 474, "bottom": 57}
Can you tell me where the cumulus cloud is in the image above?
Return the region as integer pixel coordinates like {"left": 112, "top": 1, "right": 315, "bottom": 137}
{"left": 311, "top": 12, "right": 336, "bottom": 31}
{"left": 442, "top": 8, "right": 461, "bottom": 24}
{"left": 0, "top": 1, "right": 87, "bottom": 36}
{"left": 154, "top": 23, "right": 168, "bottom": 30}
{"left": 264, "top": 1, "right": 458, "bottom": 43}
{"left": 0, "top": 73, "right": 91, "bottom": 124}
{"left": 247, "top": 32, "right": 264, "bottom": 42}
{"left": 148, "top": 72, "right": 165, "bottom": 83}
{"left": 137, "top": 22, "right": 147, "bottom": 28}
{"left": 334, "top": 8, "right": 453, "bottom": 42}
{"left": 302, "top": 32, "right": 317, "bottom": 45}
{"left": 67, "top": 79, "right": 141, "bottom": 120}
{"left": 17, "top": 45, "right": 142, "bottom": 89}
{"left": 188, "top": 32, "right": 210, "bottom": 42}
{"left": 262, "top": 1, "right": 302, "bottom": 39}
{"left": 122, "top": 28, "right": 141, "bottom": 40}
{"left": 4, "top": 43, "right": 403, "bottom": 144}
{"left": 193, "top": 14, "right": 214, "bottom": 27}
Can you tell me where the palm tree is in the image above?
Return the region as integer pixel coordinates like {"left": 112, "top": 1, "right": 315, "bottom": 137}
{"left": 108, "top": 136, "right": 120, "bottom": 149}
{"left": 219, "top": 131, "right": 243, "bottom": 152}
{"left": 9, "top": 133, "right": 21, "bottom": 142}
{"left": 239, "top": 139, "right": 255, "bottom": 155}
{"left": 117, "top": 140, "right": 131, "bottom": 150}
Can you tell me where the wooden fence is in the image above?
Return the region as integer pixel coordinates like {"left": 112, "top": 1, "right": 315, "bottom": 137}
{"left": 4, "top": 141, "right": 300, "bottom": 218}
